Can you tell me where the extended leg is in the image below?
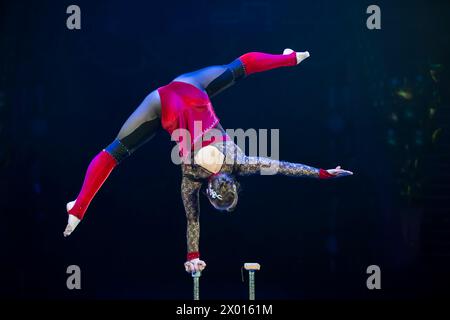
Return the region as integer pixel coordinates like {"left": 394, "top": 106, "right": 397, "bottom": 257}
{"left": 64, "top": 90, "right": 162, "bottom": 236}
{"left": 175, "top": 49, "right": 308, "bottom": 98}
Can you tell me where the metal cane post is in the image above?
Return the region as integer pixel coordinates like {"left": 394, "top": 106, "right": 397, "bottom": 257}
{"left": 192, "top": 271, "right": 201, "bottom": 300}
{"left": 244, "top": 263, "right": 260, "bottom": 300}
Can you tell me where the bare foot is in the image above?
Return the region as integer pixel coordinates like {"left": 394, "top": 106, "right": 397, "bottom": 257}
{"left": 64, "top": 201, "right": 81, "bottom": 237}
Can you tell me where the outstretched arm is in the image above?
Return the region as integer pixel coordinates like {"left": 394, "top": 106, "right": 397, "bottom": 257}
{"left": 175, "top": 49, "right": 310, "bottom": 98}
{"left": 235, "top": 151, "right": 353, "bottom": 178}
{"left": 181, "top": 176, "right": 207, "bottom": 273}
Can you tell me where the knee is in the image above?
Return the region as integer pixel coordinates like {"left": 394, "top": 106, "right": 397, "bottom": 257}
{"left": 104, "top": 139, "right": 131, "bottom": 164}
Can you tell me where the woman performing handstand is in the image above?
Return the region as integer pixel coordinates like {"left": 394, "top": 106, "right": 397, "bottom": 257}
{"left": 64, "top": 49, "right": 353, "bottom": 274}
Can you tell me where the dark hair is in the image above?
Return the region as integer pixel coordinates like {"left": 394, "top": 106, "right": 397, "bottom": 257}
{"left": 206, "top": 173, "right": 240, "bottom": 212}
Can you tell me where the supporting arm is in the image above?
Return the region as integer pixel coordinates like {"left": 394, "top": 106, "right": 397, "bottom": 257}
{"left": 181, "top": 177, "right": 202, "bottom": 259}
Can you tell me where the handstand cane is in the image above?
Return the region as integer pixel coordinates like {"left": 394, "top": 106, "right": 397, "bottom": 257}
{"left": 244, "top": 263, "right": 261, "bottom": 300}
{"left": 192, "top": 271, "right": 201, "bottom": 300}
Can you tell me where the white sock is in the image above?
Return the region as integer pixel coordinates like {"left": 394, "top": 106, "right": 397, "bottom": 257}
{"left": 64, "top": 201, "right": 81, "bottom": 237}
{"left": 283, "top": 48, "right": 310, "bottom": 64}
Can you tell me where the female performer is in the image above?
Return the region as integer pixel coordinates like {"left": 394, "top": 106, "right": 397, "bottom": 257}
{"left": 64, "top": 48, "right": 353, "bottom": 274}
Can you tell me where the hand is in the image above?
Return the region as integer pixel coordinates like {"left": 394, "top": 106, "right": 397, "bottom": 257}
{"left": 184, "top": 258, "right": 207, "bottom": 273}
{"left": 326, "top": 166, "right": 353, "bottom": 177}
{"left": 283, "top": 48, "right": 310, "bottom": 64}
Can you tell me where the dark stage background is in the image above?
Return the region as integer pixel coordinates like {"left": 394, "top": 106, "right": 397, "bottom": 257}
{"left": 1, "top": 0, "right": 449, "bottom": 299}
